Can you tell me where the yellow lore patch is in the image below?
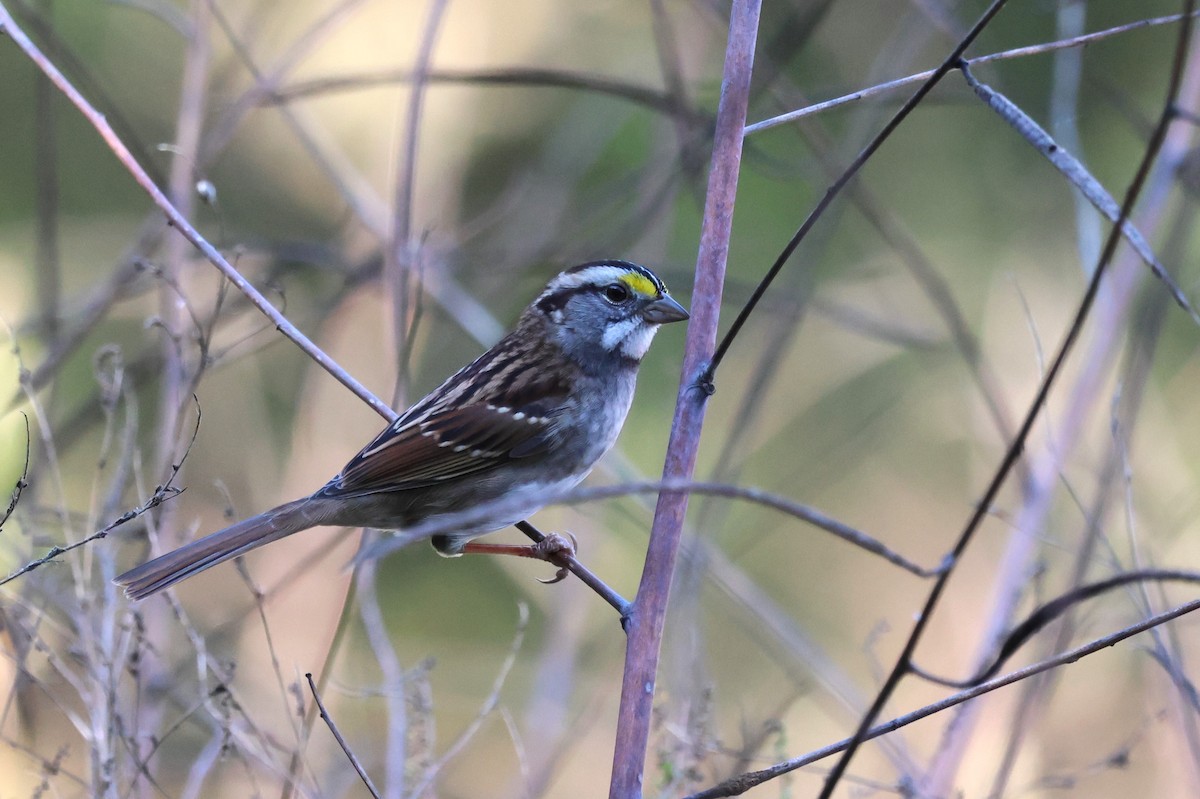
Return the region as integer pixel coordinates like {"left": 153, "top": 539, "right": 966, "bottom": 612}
{"left": 620, "top": 271, "right": 659, "bottom": 298}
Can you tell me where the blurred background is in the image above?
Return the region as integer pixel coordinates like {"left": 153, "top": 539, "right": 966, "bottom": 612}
{"left": 2, "top": 0, "right": 1200, "bottom": 796}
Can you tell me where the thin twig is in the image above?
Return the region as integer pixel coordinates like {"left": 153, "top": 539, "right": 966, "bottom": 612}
{"left": 745, "top": 11, "right": 1200, "bottom": 133}
{"left": 0, "top": 413, "right": 30, "bottom": 529}
{"left": 269, "top": 67, "right": 693, "bottom": 121}
{"left": 0, "top": 485, "right": 182, "bottom": 588}
{"left": 911, "top": 569, "right": 1200, "bottom": 688}
{"left": 305, "top": 673, "right": 382, "bottom": 799}
{"left": 360, "top": 480, "right": 932, "bottom": 579}
{"left": 0, "top": 399, "right": 198, "bottom": 588}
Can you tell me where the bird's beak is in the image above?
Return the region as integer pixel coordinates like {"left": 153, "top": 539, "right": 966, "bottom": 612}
{"left": 642, "top": 294, "right": 689, "bottom": 324}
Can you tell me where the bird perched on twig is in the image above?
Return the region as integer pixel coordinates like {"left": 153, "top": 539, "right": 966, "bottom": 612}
{"left": 116, "top": 260, "right": 689, "bottom": 600}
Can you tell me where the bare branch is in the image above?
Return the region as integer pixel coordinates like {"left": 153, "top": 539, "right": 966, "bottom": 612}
{"left": 306, "top": 672, "right": 382, "bottom": 799}
{"left": 0, "top": 399, "right": 198, "bottom": 588}
{"left": 357, "top": 479, "right": 933, "bottom": 581}
{"left": 609, "top": 0, "right": 761, "bottom": 793}
{"left": 269, "top": 67, "right": 691, "bottom": 121}
{"left": 0, "top": 484, "right": 181, "bottom": 588}
{"left": 0, "top": 412, "right": 29, "bottom": 530}
{"left": 746, "top": 11, "right": 1200, "bottom": 133}
{"left": 960, "top": 62, "right": 1200, "bottom": 323}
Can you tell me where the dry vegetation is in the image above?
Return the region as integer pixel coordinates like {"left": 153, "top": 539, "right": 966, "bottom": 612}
{"left": 3, "top": 1, "right": 1200, "bottom": 797}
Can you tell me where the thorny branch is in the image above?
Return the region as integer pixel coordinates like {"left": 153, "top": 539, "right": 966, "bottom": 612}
{"left": 0, "top": 413, "right": 30, "bottom": 530}
{"left": 0, "top": 481, "right": 182, "bottom": 588}
{"left": 0, "top": 400, "right": 199, "bottom": 587}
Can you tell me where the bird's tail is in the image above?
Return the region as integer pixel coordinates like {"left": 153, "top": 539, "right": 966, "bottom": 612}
{"left": 115, "top": 496, "right": 332, "bottom": 600}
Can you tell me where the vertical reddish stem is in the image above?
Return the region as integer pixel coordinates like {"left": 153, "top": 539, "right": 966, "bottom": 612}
{"left": 607, "top": 1, "right": 761, "bottom": 796}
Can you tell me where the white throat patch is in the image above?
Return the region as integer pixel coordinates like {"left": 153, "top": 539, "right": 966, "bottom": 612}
{"left": 603, "top": 317, "right": 658, "bottom": 360}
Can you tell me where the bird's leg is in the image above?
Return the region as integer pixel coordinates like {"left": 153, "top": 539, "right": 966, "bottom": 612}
{"left": 459, "top": 532, "right": 577, "bottom": 580}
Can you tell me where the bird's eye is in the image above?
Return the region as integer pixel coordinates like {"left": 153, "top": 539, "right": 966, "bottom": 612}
{"left": 603, "top": 283, "right": 631, "bottom": 304}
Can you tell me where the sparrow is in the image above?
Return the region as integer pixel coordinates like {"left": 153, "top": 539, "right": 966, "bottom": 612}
{"left": 116, "top": 260, "right": 688, "bottom": 599}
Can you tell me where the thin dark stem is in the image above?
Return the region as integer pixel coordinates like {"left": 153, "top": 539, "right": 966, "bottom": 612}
{"left": 358, "top": 479, "right": 933, "bottom": 579}
{"left": 305, "top": 673, "right": 382, "bottom": 799}
{"left": 0, "top": 413, "right": 30, "bottom": 529}
{"left": 911, "top": 569, "right": 1200, "bottom": 689}
{"left": 702, "top": 0, "right": 1012, "bottom": 385}
{"left": 281, "top": 574, "right": 361, "bottom": 799}
{"left": 270, "top": 67, "right": 694, "bottom": 120}
{"left": 608, "top": 0, "right": 760, "bottom": 795}
{"left": 817, "top": 3, "right": 1195, "bottom": 795}
{"left": 0, "top": 485, "right": 181, "bottom": 588}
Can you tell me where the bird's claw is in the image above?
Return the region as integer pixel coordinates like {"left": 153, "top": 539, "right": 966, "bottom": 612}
{"left": 534, "top": 532, "right": 577, "bottom": 584}
{"left": 537, "top": 567, "right": 570, "bottom": 585}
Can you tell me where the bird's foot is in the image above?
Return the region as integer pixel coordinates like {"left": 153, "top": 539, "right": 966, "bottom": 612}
{"left": 534, "top": 532, "right": 578, "bottom": 584}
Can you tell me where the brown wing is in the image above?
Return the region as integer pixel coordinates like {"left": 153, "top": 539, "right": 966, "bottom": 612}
{"left": 326, "top": 317, "right": 576, "bottom": 498}
{"left": 325, "top": 402, "right": 560, "bottom": 497}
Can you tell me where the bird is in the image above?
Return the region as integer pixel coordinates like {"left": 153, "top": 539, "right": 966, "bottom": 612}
{"left": 115, "top": 260, "right": 689, "bottom": 600}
